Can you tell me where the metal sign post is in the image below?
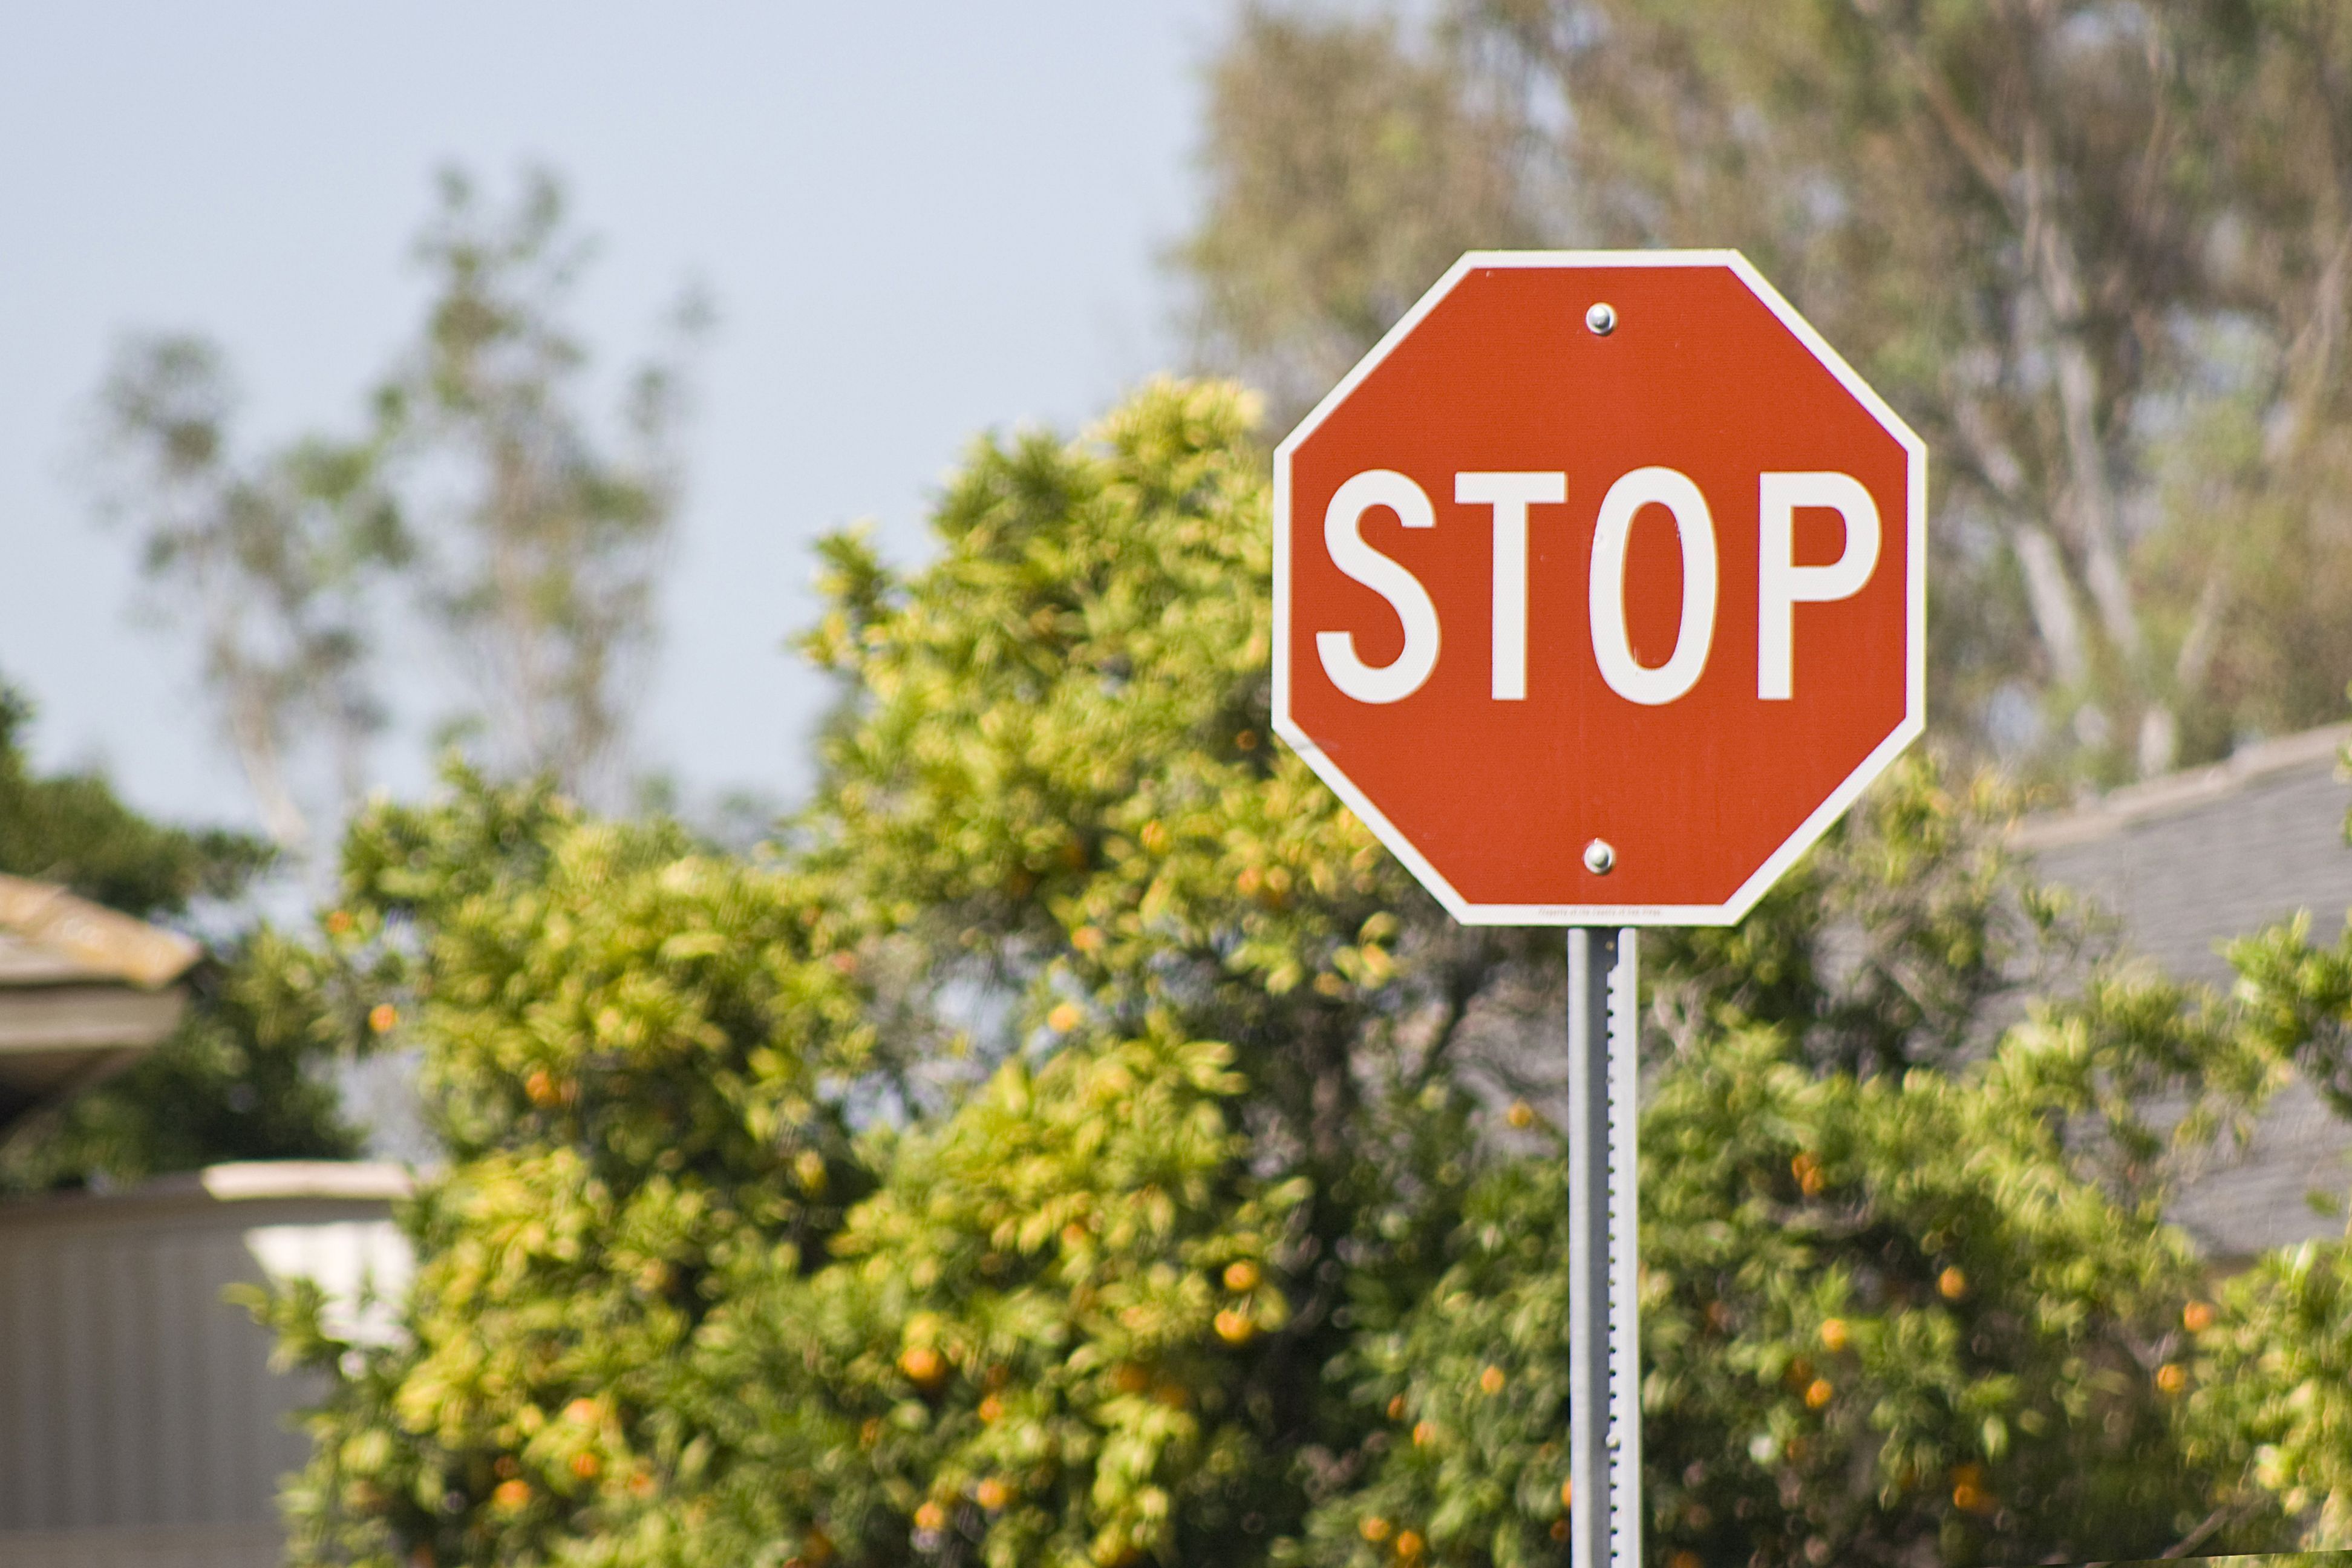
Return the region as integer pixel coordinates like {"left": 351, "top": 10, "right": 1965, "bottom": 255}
{"left": 1567, "top": 927, "right": 1640, "bottom": 1568}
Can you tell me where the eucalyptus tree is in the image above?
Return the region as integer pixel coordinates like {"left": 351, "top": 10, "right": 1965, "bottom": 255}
{"left": 93, "top": 168, "right": 701, "bottom": 860}
{"left": 1183, "top": 1, "right": 2352, "bottom": 780}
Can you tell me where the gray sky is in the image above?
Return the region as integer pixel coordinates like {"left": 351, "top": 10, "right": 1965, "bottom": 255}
{"left": 0, "top": 2, "right": 1230, "bottom": 832}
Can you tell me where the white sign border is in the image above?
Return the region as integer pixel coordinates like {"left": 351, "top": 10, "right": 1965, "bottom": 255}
{"left": 1270, "top": 249, "right": 1928, "bottom": 928}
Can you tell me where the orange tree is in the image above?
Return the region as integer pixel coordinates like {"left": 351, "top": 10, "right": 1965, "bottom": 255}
{"left": 264, "top": 380, "right": 2334, "bottom": 1566}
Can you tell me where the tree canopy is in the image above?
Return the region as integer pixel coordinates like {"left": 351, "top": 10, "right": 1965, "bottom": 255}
{"left": 0, "top": 680, "right": 359, "bottom": 1192}
{"left": 93, "top": 168, "right": 700, "bottom": 867}
{"left": 253, "top": 379, "right": 2352, "bottom": 1566}
{"left": 1181, "top": 0, "right": 2352, "bottom": 784}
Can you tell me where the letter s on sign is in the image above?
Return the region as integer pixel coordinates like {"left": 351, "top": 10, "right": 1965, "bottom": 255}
{"left": 1317, "top": 470, "right": 1440, "bottom": 704}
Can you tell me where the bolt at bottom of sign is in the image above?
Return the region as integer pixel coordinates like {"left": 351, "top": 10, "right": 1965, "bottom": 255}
{"left": 1583, "top": 839, "right": 1616, "bottom": 875}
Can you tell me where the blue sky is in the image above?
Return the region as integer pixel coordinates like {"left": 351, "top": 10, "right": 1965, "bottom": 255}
{"left": 0, "top": 2, "right": 1230, "bottom": 829}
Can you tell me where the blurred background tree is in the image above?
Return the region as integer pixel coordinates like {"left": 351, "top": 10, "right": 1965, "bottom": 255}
{"left": 94, "top": 167, "right": 702, "bottom": 874}
{"left": 25, "top": 169, "right": 704, "bottom": 1194}
{"left": 391, "top": 168, "right": 706, "bottom": 808}
{"left": 0, "top": 680, "right": 360, "bottom": 1192}
{"left": 93, "top": 334, "right": 404, "bottom": 861}
{"left": 1180, "top": 0, "right": 2352, "bottom": 785}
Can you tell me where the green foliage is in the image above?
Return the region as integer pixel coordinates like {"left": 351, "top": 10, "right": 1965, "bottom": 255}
{"left": 664, "top": 1022, "right": 1300, "bottom": 1568}
{"left": 2181, "top": 747, "right": 2352, "bottom": 1547}
{"left": 267, "top": 380, "right": 2352, "bottom": 1567}
{"left": 263, "top": 771, "right": 868, "bottom": 1566}
{"left": 0, "top": 927, "right": 361, "bottom": 1192}
{"left": 0, "top": 681, "right": 269, "bottom": 915}
{"left": 1181, "top": 7, "right": 1538, "bottom": 422}
{"left": 1314, "top": 1019, "right": 2278, "bottom": 1568}
{"left": 1647, "top": 762, "right": 2097, "bottom": 1078}
{"left": 0, "top": 677, "right": 358, "bottom": 1193}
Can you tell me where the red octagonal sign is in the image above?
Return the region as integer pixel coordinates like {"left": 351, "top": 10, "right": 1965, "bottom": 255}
{"left": 1273, "top": 252, "right": 1926, "bottom": 925}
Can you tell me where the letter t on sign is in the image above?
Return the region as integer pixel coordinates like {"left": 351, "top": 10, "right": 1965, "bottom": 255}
{"left": 1456, "top": 471, "right": 1566, "bottom": 701}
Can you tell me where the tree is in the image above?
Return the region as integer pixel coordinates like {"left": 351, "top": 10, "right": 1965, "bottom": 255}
{"left": 261, "top": 379, "right": 2351, "bottom": 1567}
{"left": 2181, "top": 823, "right": 2352, "bottom": 1550}
{"left": 94, "top": 335, "right": 404, "bottom": 857}
{"left": 1312, "top": 1009, "right": 2276, "bottom": 1568}
{"left": 390, "top": 169, "right": 705, "bottom": 806}
{"left": 1180, "top": 8, "right": 1541, "bottom": 424}
{"left": 0, "top": 679, "right": 269, "bottom": 915}
{"left": 1181, "top": 1, "right": 2352, "bottom": 782}
{"left": 0, "top": 679, "right": 360, "bottom": 1192}
{"left": 94, "top": 168, "right": 701, "bottom": 864}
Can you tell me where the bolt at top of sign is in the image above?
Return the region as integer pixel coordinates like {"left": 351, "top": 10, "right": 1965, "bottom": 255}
{"left": 1272, "top": 250, "right": 1926, "bottom": 926}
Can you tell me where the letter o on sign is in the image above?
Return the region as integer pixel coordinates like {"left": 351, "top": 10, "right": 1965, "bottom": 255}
{"left": 1586, "top": 466, "right": 1717, "bottom": 707}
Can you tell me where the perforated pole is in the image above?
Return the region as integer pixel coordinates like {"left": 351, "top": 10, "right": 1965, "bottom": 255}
{"left": 1567, "top": 927, "right": 1641, "bottom": 1568}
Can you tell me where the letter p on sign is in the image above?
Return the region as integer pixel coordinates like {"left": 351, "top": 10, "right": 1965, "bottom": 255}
{"left": 1273, "top": 252, "right": 1925, "bottom": 925}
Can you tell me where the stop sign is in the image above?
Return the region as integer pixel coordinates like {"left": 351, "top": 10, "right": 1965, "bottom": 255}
{"left": 1273, "top": 252, "right": 1924, "bottom": 925}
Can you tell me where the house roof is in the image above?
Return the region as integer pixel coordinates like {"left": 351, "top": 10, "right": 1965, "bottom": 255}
{"left": 0, "top": 875, "right": 201, "bottom": 990}
{"left": 2014, "top": 726, "right": 2352, "bottom": 1263}
{"left": 0, "top": 876, "right": 201, "bottom": 1132}
{"left": 2014, "top": 724, "right": 2352, "bottom": 986}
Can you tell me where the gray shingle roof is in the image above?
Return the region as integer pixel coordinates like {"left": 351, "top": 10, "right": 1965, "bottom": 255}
{"left": 2014, "top": 725, "right": 2352, "bottom": 1263}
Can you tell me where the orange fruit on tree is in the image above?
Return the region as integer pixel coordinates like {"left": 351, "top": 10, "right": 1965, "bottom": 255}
{"left": 900, "top": 1345, "right": 948, "bottom": 1391}
{"left": 1791, "top": 1151, "right": 1825, "bottom": 1195}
